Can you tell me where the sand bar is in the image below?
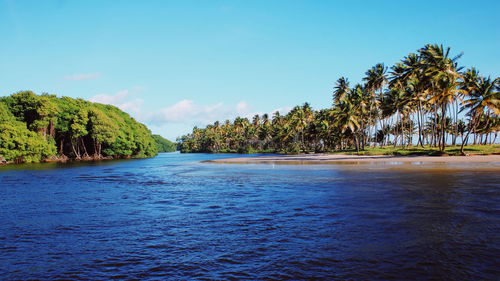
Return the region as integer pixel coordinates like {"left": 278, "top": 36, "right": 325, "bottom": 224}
{"left": 208, "top": 153, "right": 500, "bottom": 165}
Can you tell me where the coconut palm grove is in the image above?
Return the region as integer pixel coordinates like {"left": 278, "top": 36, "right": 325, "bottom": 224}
{"left": 178, "top": 44, "right": 499, "bottom": 155}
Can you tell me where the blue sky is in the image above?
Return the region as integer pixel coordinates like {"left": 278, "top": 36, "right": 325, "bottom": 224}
{"left": 1, "top": 0, "right": 499, "bottom": 140}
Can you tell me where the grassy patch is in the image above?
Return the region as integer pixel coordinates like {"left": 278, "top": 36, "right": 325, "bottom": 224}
{"left": 326, "top": 144, "right": 500, "bottom": 156}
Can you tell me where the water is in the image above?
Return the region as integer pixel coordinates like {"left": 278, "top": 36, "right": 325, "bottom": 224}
{"left": 1, "top": 153, "right": 499, "bottom": 280}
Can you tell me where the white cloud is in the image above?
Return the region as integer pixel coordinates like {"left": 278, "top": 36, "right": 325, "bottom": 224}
{"left": 90, "top": 90, "right": 129, "bottom": 104}
{"left": 236, "top": 101, "right": 249, "bottom": 112}
{"left": 87, "top": 91, "right": 293, "bottom": 139}
{"left": 117, "top": 99, "right": 144, "bottom": 114}
{"left": 146, "top": 101, "right": 294, "bottom": 139}
{"left": 63, "top": 73, "right": 101, "bottom": 81}
{"left": 146, "top": 100, "right": 294, "bottom": 129}
{"left": 89, "top": 89, "right": 144, "bottom": 114}
{"left": 147, "top": 100, "right": 251, "bottom": 125}
{"left": 269, "top": 106, "right": 293, "bottom": 116}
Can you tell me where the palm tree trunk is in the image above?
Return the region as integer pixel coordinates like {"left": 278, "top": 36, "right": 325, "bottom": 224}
{"left": 417, "top": 101, "right": 424, "bottom": 147}
{"left": 440, "top": 104, "right": 447, "bottom": 151}
{"left": 453, "top": 100, "right": 458, "bottom": 146}
{"left": 433, "top": 105, "right": 439, "bottom": 147}
{"left": 354, "top": 134, "right": 359, "bottom": 154}
{"left": 301, "top": 130, "right": 305, "bottom": 152}
{"left": 400, "top": 115, "right": 404, "bottom": 148}
{"left": 460, "top": 117, "right": 477, "bottom": 155}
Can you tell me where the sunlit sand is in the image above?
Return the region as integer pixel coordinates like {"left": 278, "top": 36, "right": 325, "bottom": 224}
{"left": 209, "top": 154, "right": 500, "bottom": 165}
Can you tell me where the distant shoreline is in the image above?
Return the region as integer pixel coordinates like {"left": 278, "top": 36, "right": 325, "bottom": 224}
{"left": 207, "top": 153, "right": 500, "bottom": 165}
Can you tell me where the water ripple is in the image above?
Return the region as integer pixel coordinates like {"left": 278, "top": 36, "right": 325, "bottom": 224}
{"left": 0, "top": 153, "right": 499, "bottom": 280}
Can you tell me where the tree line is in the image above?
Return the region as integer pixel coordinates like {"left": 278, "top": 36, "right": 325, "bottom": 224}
{"left": 153, "top": 134, "right": 177, "bottom": 153}
{"left": 178, "top": 44, "right": 499, "bottom": 155}
{"left": 0, "top": 91, "right": 173, "bottom": 164}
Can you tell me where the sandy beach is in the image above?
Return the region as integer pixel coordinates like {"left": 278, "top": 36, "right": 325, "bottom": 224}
{"left": 208, "top": 153, "right": 500, "bottom": 164}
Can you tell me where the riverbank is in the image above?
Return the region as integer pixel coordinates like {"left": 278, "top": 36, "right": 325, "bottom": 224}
{"left": 0, "top": 154, "right": 135, "bottom": 166}
{"left": 208, "top": 153, "right": 500, "bottom": 164}
{"left": 327, "top": 144, "right": 500, "bottom": 156}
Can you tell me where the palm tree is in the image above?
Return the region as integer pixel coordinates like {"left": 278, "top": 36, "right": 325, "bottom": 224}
{"left": 333, "top": 96, "right": 361, "bottom": 153}
{"left": 347, "top": 84, "right": 370, "bottom": 149}
{"left": 177, "top": 44, "right": 498, "bottom": 155}
{"left": 385, "top": 87, "right": 411, "bottom": 147}
{"left": 419, "top": 44, "right": 463, "bottom": 151}
{"left": 315, "top": 109, "right": 334, "bottom": 151}
{"left": 363, "top": 63, "right": 388, "bottom": 147}
{"left": 233, "top": 117, "right": 250, "bottom": 148}
{"left": 459, "top": 74, "right": 499, "bottom": 154}
{"left": 333, "top": 77, "right": 350, "bottom": 105}
{"left": 401, "top": 53, "right": 428, "bottom": 147}
{"left": 258, "top": 113, "right": 272, "bottom": 149}
{"left": 289, "top": 103, "right": 315, "bottom": 152}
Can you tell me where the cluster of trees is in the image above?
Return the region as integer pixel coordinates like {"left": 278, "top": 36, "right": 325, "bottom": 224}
{"left": 0, "top": 91, "right": 165, "bottom": 163}
{"left": 152, "top": 134, "right": 177, "bottom": 152}
{"left": 179, "top": 44, "right": 499, "bottom": 155}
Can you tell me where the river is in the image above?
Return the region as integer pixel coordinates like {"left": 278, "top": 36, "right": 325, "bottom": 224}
{"left": 1, "top": 152, "right": 499, "bottom": 280}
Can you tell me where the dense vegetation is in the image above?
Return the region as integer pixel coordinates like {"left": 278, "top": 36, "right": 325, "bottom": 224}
{"left": 0, "top": 91, "right": 160, "bottom": 163}
{"left": 179, "top": 44, "right": 499, "bottom": 155}
{"left": 152, "top": 134, "right": 177, "bottom": 152}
